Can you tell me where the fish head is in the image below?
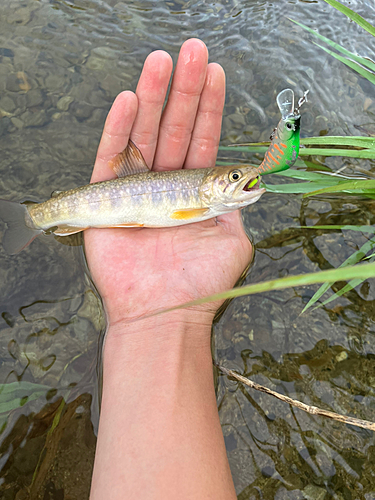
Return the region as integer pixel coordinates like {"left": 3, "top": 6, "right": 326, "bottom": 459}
{"left": 201, "top": 165, "right": 266, "bottom": 210}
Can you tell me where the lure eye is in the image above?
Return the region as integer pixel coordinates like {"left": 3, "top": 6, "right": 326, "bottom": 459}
{"left": 286, "top": 122, "right": 293, "bottom": 130}
{"left": 229, "top": 170, "right": 242, "bottom": 182}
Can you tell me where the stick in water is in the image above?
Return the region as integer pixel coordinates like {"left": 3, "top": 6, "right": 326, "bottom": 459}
{"left": 216, "top": 364, "right": 375, "bottom": 432}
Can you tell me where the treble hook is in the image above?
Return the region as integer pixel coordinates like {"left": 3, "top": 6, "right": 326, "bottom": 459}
{"left": 296, "top": 90, "right": 309, "bottom": 111}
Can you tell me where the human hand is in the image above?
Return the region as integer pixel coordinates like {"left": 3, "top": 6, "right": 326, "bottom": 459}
{"left": 84, "top": 39, "right": 252, "bottom": 330}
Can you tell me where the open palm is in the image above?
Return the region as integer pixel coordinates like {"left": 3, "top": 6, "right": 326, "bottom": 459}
{"left": 84, "top": 39, "right": 252, "bottom": 328}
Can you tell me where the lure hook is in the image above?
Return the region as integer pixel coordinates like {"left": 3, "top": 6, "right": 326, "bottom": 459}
{"left": 296, "top": 90, "right": 309, "bottom": 112}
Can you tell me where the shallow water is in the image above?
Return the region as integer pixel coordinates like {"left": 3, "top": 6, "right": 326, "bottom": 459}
{"left": 0, "top": 0, "right": 375, "bottom": 498}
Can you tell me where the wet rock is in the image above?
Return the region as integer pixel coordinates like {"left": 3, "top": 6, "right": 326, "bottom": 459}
{"left": 86, "top": 55, "right": 106, "bottom": 71}
{"left": 57, "top": 95, "right": 74, "bottom": 111}
{"left": 10, "top": 117, "right": 23, "bottom": 129}
{"left": 71, "top": 101, "right": 93, "bottom": 121}
{"left": 0, "top": 95, "right": 16, "bottom": 113}
{"left": 6, "top": 72, "right": 31, "bottom": 93}
{"left": 261, "top": 465, "right": 275, "bottom": 478}
{"left": 26, "top": 89, "right": 43, "bottom": 108}
{"left": 45, "top": 73, "right": 65, "bottom": 92}
{"left": 302, "top": 484, "right": 327, "bottom": 500}
{"left": 92, "top": 46, "right": 118, "bottom": 60}
{"left": 20, "top": 109, "right": 48, "bottom": 128}
{"left": 7, "top": 7, "right": 31, "bottom": 26}
{"left": 0, "top": 116, "right": 10, "bottom": 136}
{"left": 6, "top": 73, "right": 24, "bottom": 93}
{"left": 0, "top": 48, "right": 14, "bottom": 58}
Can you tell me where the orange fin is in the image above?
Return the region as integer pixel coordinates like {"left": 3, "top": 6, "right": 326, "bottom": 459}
{"left": 108, "top": 140, "right": 150, "bottom": 178}
{"left": 53, "top": 226, "right": 88, "bottom": 236}
{"left": 106, "top": 223, "right": 144, "bottom": 228}
{"left": 170, "top": 208, "right": 209, "bottom": 220}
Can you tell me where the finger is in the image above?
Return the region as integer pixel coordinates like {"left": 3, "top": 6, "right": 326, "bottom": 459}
{"left": 184, "top": 63, "right": 225, "bottom": 170}
{"left": 131, "top": 50, "right": 173, "bottom": 167}
{"left": 92, "top": 91, "right": 138, "bottom": 183}
{"left": 153, "top": 39, "right": 208, "bottom": 171}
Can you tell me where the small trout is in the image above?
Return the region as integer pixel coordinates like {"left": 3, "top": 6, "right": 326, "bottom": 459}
{"left": 0, "top": 141, "right": 265, "bottom": 254}
{"left": 256, "top": 88, "right": 308, "bottom": 175}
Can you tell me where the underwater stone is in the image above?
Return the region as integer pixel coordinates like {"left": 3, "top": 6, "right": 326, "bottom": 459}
{"left": 0, "top": 95, "right": 16, "bottom": 112}
{"left": 57, "top": 95, "right": 74, "bottom": 111}
{"left": 26, "top": 89, "right": 43, "bottom": 108}
{"left": 11, "top": 117, "right": 24, "bottom": 129}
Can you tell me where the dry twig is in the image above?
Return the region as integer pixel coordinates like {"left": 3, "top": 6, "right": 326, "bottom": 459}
{"left": 216, "top": 364, "right": 375, "bottom": 432}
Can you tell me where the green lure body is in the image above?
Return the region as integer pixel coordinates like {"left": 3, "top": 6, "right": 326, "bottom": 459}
{"left": 257, "top": 89, "right": 307, "bottom": 175}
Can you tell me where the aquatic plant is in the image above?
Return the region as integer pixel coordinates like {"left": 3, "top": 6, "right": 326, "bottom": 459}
{"left": 217, "top": 0, "right": 375, "bottom": 312}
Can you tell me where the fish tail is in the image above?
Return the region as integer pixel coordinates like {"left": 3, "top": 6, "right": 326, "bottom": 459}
{"left": 0, "top": 200, "right": 42, "bottom": 254}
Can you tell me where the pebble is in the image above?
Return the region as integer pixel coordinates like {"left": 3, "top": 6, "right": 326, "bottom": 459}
{"left": 364, "top": 97, "right": 372, "bottom": 111}
{"left": 57, "top": 95, "right": 74, "bottom": 111}
{"left": 302, "top": 484, "right": 327, "bottom": 500}
{"left": 20, "top": 109, "right": 48, "bottom": 128}
{"left": 0, "top": 47, "right": 14, "bottom": 58}
{"left": 7, "top": 7, "right": 31, "bottom": 26}
{"left": 26, "top": 89, "right": 43, "bottom": 108}
{"left": 92, "top": 46, "right": 118, "bottom": 59}
{"left": 0, "top": 95, "right": 16, "bottom": 113}
{"left": 45, "top": 73, "right": 65, "bottom": 91}
{"left": 11, "top": 117, "right": 24, "bottom": 129}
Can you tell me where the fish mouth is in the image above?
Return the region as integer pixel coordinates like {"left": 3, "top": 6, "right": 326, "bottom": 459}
{"left": 243, "top": 175, "right": 261, "bottom": 192}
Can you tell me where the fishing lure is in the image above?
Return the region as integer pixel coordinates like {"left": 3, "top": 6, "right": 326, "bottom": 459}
{"left": 256, "top": 89, "right": 309, "bottom": 175}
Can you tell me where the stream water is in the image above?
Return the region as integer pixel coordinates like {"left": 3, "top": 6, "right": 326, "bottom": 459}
{"left": 0, "top": 0, "right": 374, "bottom": 499}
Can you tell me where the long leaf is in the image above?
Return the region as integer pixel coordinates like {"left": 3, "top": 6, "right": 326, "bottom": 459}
{"left": 0, "top": 381, "right": 51, "bottom": 414}
{"left": 299, "top": 146, "right": 375, "bottom": 158}
{"left": 322, "top": 0, "right": 375, "bottom": 38}
{"left": 147, "top": 262, "right": 375, "bottom": 317}
{"left": 303, "top": 179, "right": 375, "bottom": 197}
{"left": 301, "top": 225, "right": 375, "bottom": 233}
{"left": 290, "top": 19, "right": 375, "bottom": 73}
{"left": 264, "top": 181, "right": 347, "bottom": 195}
{"left": 301, "top": 235, "right": 375, "bottom": 312}
{"left": 301, "top": 137, "right": 375, "bottom": 148}
{"left": 314, "top": 42, "right": 375, "bottom": 86}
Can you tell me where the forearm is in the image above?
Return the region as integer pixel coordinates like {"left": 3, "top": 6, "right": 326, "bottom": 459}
{"left": 90, "top": 312, "right": 236, "bottom": 500}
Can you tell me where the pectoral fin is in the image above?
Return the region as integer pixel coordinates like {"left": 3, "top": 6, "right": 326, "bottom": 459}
{"left": 51, "top": 190, "right": 64, "bottom": 198}
{"left": 170, "top": 208, "right": 209, "bottom": 220}
{"left": 109, "top": 140, "right": 150, "bottom": 177}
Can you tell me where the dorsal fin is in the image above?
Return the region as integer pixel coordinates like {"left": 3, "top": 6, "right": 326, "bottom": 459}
{"left": 108, "top": 140, "right": 150, "bottom": 177}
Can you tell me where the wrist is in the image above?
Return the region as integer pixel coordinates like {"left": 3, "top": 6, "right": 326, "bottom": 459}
{"left": 103, "top": 309, "right": 215, "bottom": 359}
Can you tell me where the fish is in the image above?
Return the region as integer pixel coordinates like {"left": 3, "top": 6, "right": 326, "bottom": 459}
{"left": 0, "top": 141, "right": 265, "bottom": 254}
{"left": 256, "top": 88, "right": 308, "bottom": 175}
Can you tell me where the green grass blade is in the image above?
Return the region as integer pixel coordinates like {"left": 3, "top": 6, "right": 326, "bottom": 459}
{"left": 301, "top": 235, "right": 375, "bottom": 312}
{"left": 299, "top": 146, "right": 375, "bottom": 158}
{"left": 302, "top": 225, "right": 375, "bottom": 233}
{"left": 314, "top": 42, "right": 375, "bottom": 85}
{"left": 303, "top": 179, "right": 375, "bottom": 197}
{"left": 322, "top": 0, "right": 375, "bottom": 37}
{"left": 264, "top": 181, "right": 346, "bottom": 194}
{"left": 277, "top": 170, "right": 353, "bottom": 181}
{"left": 313, "top": 278, "right": 364, "bottom": 310}
{"left": 301, "top": 137, "right": 375, "bottom": 148}
{"left": 290, "top": 19, "right": 375, "bottom": 73}
{"left": 0, "top": 381, "right": 51, "bottom": 414}
{"left": 147, "top": 262, "right": 375, "bottom": 317}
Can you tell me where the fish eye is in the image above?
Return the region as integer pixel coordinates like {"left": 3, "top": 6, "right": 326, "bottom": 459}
{"left": 229, "top": 170, "right": 242, "bottom": 182}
